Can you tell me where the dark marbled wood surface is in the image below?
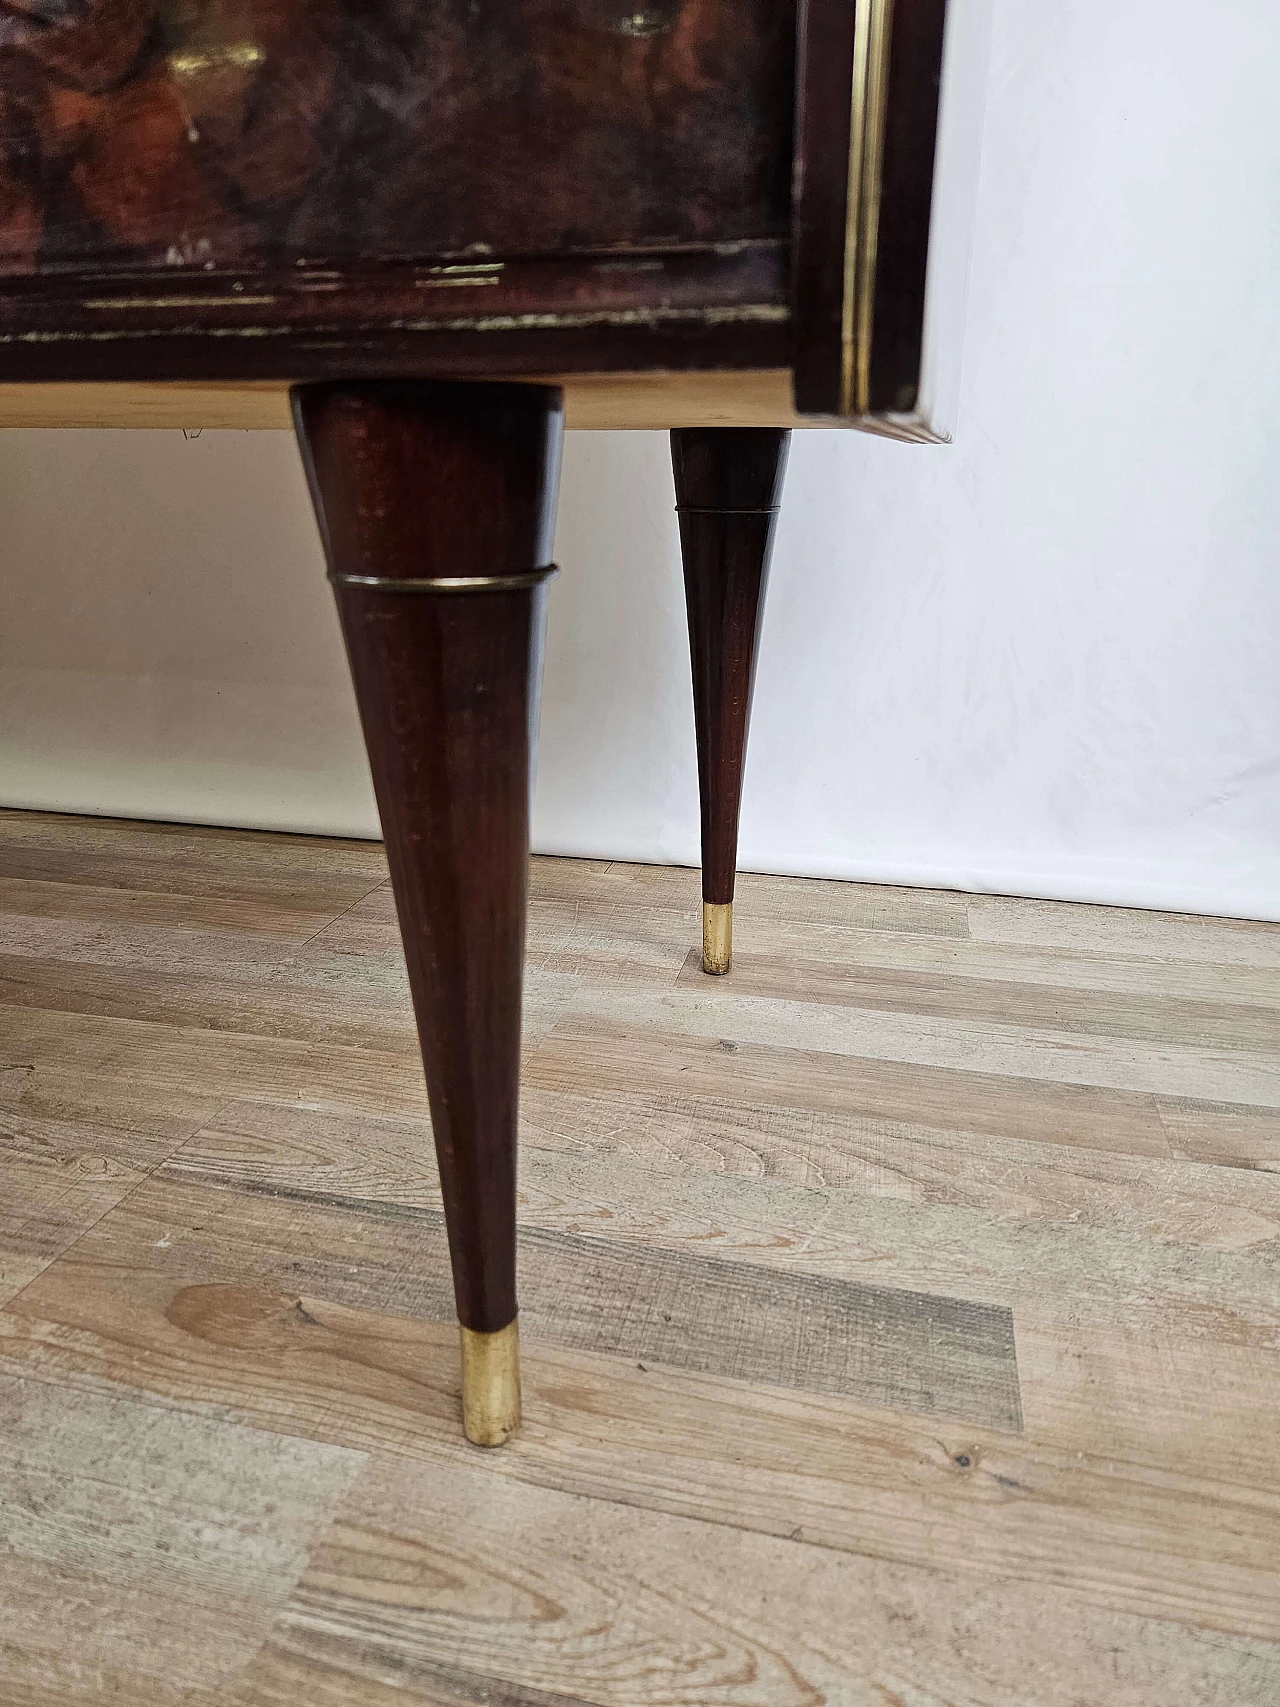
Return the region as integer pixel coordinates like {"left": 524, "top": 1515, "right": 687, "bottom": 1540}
{"left": 0, "top": 0, "right": 794, "bottom": 275}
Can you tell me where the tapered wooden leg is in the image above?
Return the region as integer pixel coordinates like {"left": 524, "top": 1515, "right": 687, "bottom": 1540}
{"left": 672, "top": 428, "right": 790, "bottom": 974}
{"left": 292, "top": 380, "right": 563, "bottom": 1446}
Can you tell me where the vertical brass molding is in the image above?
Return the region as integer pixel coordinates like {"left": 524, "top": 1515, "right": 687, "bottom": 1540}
{"left": 702, "top": 901, "right": 733, "bottom": 975}
{"left": 840, "top": 0, "right": 895, "bottom": 416}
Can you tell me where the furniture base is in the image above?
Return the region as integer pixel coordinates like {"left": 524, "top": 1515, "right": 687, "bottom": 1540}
{"left": 293, "top": 378, "right": 564, "bottom": 1446}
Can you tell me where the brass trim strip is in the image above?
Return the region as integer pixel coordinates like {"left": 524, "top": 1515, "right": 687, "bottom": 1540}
{"left": 329, "top": 567, "right": 558, "bottom": 594}
{"left": 702, "top": 901, "right": 733, "bottom": 976}
{"left": 840, "top": 0, "right": 895, "bottom": 416}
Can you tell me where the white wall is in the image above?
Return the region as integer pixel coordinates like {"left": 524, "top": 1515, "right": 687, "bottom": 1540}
{"left": 2, "top": 0, "right": 1279, "bottom": 921}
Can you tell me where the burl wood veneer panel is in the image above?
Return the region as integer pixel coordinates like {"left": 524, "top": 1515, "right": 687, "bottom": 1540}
{"left": 0, "top": 0, "right": 795, "bottom": 273}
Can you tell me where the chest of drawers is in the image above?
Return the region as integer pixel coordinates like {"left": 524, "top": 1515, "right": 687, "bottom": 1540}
{"left": 0, "top": 0, "right": 981, "bottom": 1442}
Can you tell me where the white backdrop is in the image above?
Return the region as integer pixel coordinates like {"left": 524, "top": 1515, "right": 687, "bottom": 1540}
{"left": 2, "top": 0, "right": 1279, "bottom": 920}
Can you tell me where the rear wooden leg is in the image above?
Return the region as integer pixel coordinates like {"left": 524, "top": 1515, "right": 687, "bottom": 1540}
{"left": 672, "top": 428, "right": 790, "bottom": 974}
{"left": 292, "top": 380, "right": 563, "bottom": 1446}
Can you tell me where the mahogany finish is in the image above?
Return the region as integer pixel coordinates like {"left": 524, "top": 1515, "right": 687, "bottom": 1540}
{"left": 292, "top": 379, "right": 562, "bottom": 1336}
{"left": 0, "top": 1, "right": 959, "bottom": 427}
{"left": 0, "top": 0, "right": 793, "bottom": 273}
{"left": 673, "top": 426, "right": 789, "bottom": 910}
{"left": 0, "top": 244, "right": 791, "bottom": 383}
{"left": 0, "top": 0, "right": 796, "bottom": 389}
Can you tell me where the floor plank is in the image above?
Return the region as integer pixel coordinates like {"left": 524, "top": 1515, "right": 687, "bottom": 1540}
{"left": 4, "top": 1169, "right": 1279, "bottom": 1638}
{"left": 0, "top": 816, "right": 1277, "bottom": 1701}
{"left": 0, "top": 808, "right": 388, "bottom": 907}
{"left": 727, "top": 915, "right": 1280, "bottom": 1008}
{"left": 968, "top": 892, "right": 1280, "bottom": 966}
{"left": 0, "top": 1135, "right": 150, "bottom": 1305}
{"left": 518, "top": 1085, "right": 1280, "bottom": 1245}
{"left": 161, "top": 1108, "right": 1280, "bottom": 1338}
{"left": 0, "top": 1372, "right": 363, "bottom": 1698}
{"left": 684, "top": 944, "right": 1280, "bottom": 1051}
{"left": 526, "top": 1014, "right": 1177, "bottom": 1157}
{"left": 226, "top": 1452, "right": 1280, "bottom": 1706}
{"left": 0, "top": 875, "right": 353, "bottom": 943}
{"left": 1161, "top": 1096, "right": 1280, "bottom": 1173}
{"left": 560, "top": 985, "right": 1280, "bottom": 1107}
{"left": 5, "top": 1164, "right": 1025, "bottom": 1428}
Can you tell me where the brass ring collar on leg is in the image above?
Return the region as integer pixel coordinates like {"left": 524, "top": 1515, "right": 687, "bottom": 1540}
{"left": 329, "top": 566, "right": 558, "bottom": 594}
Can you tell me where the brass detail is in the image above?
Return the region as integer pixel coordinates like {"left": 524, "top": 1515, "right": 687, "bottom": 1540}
{"left": 460, "top": 1320, "right": 522, "bottom": 1447}
{"left": 397, "top": 304, "right": 790, "bottom": 336}
{"left": 615, "top": 10, "right": 672, "bottom": 37}
{"left": 329, "top": 567, "right": 558, "bottom": 594}
{"left": 840, "top": 0, "right": 895, "bottom": 415}
{"left": 1, "top": 305, "right": 789, "bottom": 348}
{"left": 702, "top": 901, "right": 732, "bottom": 975}
{"left": 169, "top": 43, "right": 266, "bottom": 79}
{"left": 415, "top": 276, "right": 502, "bottom": 290}
{"left": 82, "top": 297, "right": 278, "bottom": 310}
{"left": 415, "top": 262, "right": 504, "bottom": 291}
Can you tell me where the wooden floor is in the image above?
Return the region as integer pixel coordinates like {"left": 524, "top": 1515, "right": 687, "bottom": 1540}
{"left": 0, "top": 810, "right": 1278, "bottom": 1706}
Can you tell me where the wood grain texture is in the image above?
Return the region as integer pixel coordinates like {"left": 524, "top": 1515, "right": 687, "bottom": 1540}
{"left": 5, "top": 1178, "right": 1280, "bottom": 1642}
{"left": 527, "top": 1011, "right": 1180, "bottom": 1156}
{"left": 4, "top": 1181, "right": 1280, "bottom": 1650}
{"left": 0, "top": 257, "right": 792, "bottom": 384}
{"left": 552, "top": 982, "right": 1280, "bottom": 1106}
{"left": 673, "top": 426, "right": 789, "bottom": 907}
{"left": 27, "top": 1155, "right": 1023, "bottom": 1427}
{"left": 0, "top": 1113, "right": 158, "bottom": 1303}
{"left": 294, "top": 380, "right": 564, "bottom": 1336}
{"left": 516, "top": 1222, "right": 1020, "bottom": 1428}
{"left": 1, "top": 817, "right": 1279, "bottom": 1698}
{"left": 0, "top": 805, "right": 387, "bottom": 907}
{"left": 0, "top": 0, "right": 793, "bottom": 272}
{"left": 968, "top": 891, "right": 1280, "bottom": 966}
{"left": 677, "top": 945, "right": 1280, "bottom": 1051}
{"left": 0, "top": 1371, "right": 363, "bottom": 1700}
{"left": 229, "top": 1452, "right": 1280, "bottom": 1706}
{"left": 1161, "top": 1097, "right": 1280, "bottom": 1174}
{"left": 136, "top": 1098, "right": 1280, "bottom": 1333}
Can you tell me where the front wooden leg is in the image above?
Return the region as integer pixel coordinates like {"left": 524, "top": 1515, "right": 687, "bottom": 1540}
{"left": 672, "top": 428, "right": 790, "bottom": 974}
{"left": 292, "top": 380, "right": 563, "bottom": 1446}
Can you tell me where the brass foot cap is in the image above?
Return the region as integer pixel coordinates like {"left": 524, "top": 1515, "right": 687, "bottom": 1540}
{"left": 702, "top": 901, "right": 732, "bottom": 975}
{"left": 460, "top": 1319, "right": 522, "bottom": 1446}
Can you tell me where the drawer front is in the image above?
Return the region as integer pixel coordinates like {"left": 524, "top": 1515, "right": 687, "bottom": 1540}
{"left": 0, "top": 0, "right": 795, "bottom": 273}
